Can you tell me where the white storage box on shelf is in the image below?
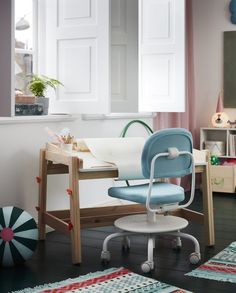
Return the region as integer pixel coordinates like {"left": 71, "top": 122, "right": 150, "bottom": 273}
{"left": 200, "top": 127, "right": 236, "bottom": 193}
{"left": 204, "top": 141, "right": 225, "bottom": 156}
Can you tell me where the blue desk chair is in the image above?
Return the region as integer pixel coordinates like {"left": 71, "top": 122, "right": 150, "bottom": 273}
{"left": 101, "top": 128, "right": 200, "bottom": 273}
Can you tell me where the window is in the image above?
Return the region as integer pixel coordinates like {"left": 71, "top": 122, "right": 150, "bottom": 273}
{"left": 43, "top": 0, "right": 185, "bottom": 115}
{"left": 15, "top": 0, "right": 35, "bottom": 95}
{"left": 0, "top": 0, "right": 185, "bottom": 117}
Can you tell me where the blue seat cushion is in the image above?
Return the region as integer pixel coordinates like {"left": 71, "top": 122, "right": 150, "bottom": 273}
{"left": 108, "top": 182, "right": 185, "bottom": 205}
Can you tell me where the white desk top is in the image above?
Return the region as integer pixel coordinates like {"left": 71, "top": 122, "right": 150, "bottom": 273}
{"left": 77, "top": 148, "right": 207, "bottom": 174}
{"left": 46, "top": 142, "right": 207, "bottom": 177}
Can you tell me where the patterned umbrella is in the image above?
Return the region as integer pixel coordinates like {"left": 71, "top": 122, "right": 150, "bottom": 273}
{"left": 0, "top": 206, "right": 38, "bottom": 267}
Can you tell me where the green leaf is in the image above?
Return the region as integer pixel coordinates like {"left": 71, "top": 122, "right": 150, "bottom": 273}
{"left": 27, "top": 74, "right": 63, "bottom": 97}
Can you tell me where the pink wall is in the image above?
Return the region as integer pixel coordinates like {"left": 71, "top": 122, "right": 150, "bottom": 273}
{"left": 193, "top": 0, "right": 236, "bottom": 129}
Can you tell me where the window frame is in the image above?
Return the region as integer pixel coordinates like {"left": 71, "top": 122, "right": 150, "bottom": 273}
{"left": 0, "top": 0, "right": 14, "bottom": 117}
{"left": 14, "top": 0, "right": 38, "bottom": 95}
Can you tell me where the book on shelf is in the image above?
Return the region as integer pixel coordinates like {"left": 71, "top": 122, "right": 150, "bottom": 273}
{"left": 15, "top": 94, "right": 36, "bottom": 104}
{"left": 229, "top": 134, "right": 236, "bottom": 156}
{"left": 15, "top": 103, "right": 43, "bottom": 116}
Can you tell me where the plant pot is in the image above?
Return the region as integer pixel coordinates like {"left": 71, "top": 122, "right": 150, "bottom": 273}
{"left": 36, "top": 97, "right": 49, "bottom": 115}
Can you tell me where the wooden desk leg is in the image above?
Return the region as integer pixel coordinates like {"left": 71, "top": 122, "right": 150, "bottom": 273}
{"left": 202, "top": 163, "right": 215, "bottom": 246}
{"left": 38, "top": 149, "right": 48, "bottom": 240}
{"left": 68, "top": 156, "right": 82, "bottom": 264}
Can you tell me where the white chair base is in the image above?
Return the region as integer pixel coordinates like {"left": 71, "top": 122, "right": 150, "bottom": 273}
{"left": 115, "top": 214, "right": 188, "bottom": 233}
{"left": 101, "top": 214, "right": 201, "bottom": 273}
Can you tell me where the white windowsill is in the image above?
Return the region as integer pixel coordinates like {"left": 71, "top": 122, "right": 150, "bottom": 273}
{"left": 82, "top": 112, "right": 156, "bottom": 120}
{"left": 0, "top": 114, "right": 76, "bottom": 124}
{"left": 0, "top": 112, "right": 156, "bottom": 124}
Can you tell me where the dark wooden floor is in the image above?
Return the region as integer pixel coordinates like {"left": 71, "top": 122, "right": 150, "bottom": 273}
{"left": 1, "top": 191, "right": 236, "bottom": 292}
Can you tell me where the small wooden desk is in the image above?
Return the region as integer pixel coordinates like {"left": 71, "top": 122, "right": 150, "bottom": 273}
{"left": 37, "top": 149, "right": 215, "bottom": 264}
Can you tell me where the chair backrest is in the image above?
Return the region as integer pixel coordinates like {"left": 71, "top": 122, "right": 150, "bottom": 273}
{"left": 141, "top": 128, "right": 193, "bottom": 179}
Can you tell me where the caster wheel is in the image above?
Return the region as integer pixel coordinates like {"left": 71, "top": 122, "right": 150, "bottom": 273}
{"left": 141, "top": 261, "right": 154, "bottom": 273}
{"left": 122, "top": 238, "right": 131, "bottom": 253}
{"left": 172, "top": 239, "right": 182, "bottom": 251}
{"left": 189, "top": 252, "right": 201, "bottom": 264}
{"left": 102, "top": 259, "right": 109, "bottom": 265}
{"left": 101, "top": 250, "right": 111, "bottom": 265}
{"left": 122, "top": 244, "right": 130, "bottom": 252}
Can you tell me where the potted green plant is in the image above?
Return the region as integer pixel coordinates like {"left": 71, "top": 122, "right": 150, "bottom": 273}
{"left": 28, "top": 74, "right": 63, "bottom": 115}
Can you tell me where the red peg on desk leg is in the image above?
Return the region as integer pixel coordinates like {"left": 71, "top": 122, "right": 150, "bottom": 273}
{"left": 35, "top": 206, "right": 40, "bottom": 212}
{"left": 68, "top": 222, "right": 73, "bottom": 231}
{"left": 36, "top": 176, "right": 41, "bottom": 183}
{"left": 66, "top": 188, "right": 73, "bottom": 196}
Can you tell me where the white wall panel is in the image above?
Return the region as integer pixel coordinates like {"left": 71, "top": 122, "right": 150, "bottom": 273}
{"left": 43, "top": 0, "right": 184, "bottom": 114}
{"left": 58, "top": 39, "right": 95, "bottom": 99}
{"left": 58, "top": 0, "right": 95, "bottom": 27}
{"left": 141, "top": 54, "right": 174, "bottom": 108}
{"left": 45, "top": 0, "right": 110, "bottom": 114}
{"left": 111, "top": 0, "right": 126, "bottom": 32}
{"left": 139, "top": 0, "right": 185, "bottom": 112}
{"left": 142, "top": 0, "right": 173, "bottom": 42}
{"left": 111, "top": 45, "right": 126, "bottom": 101}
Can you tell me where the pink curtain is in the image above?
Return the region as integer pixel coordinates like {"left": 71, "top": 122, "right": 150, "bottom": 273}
{"left": 153, "top": 0, "right": 197, "bottom": 147}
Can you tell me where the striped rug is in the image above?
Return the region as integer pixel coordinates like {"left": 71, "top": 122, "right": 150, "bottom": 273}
{"left": 14, "top": 267, "right": 191, "bottom": 293}
{"left": 186, "top": 241, "right": 236, "bottom": 283}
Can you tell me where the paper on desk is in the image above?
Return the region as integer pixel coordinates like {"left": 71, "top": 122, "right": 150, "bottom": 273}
{"left": 76, "top": 151, "right": 115, "bottom": 169}
{"left": 83, "top": 137, "right": 146, "bottom": 180}
{"left": 76, "top": 140, "right": 206, "bottom": 179}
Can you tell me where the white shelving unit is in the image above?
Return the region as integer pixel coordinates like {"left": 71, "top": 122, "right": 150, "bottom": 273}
{"left": 200, "top": 127, "right": 236, "bottom": 193}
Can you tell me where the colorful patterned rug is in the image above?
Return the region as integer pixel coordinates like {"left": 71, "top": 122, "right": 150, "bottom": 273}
{"left": 186, "top": 241, "right": 236, "bottom": 283}
{"left": 14, "top": 267, "right": 191, "bottom": 293}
